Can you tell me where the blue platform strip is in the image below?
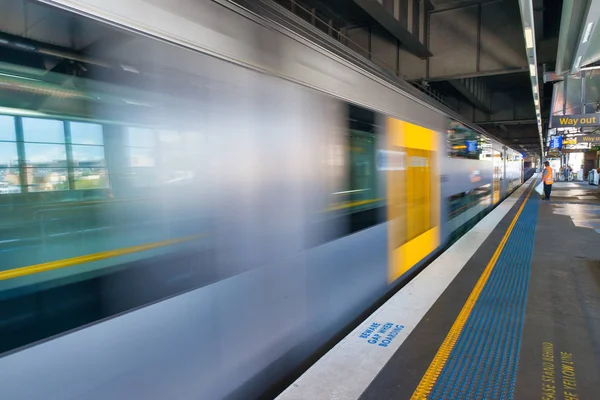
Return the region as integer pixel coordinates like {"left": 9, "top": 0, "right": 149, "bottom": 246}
{"left": 428, "top": 192, "right": 539, "bottom": 400}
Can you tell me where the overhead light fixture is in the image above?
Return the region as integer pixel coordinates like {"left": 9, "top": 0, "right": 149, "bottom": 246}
{"left": 533, "top": 85, "right": 538, "bottom": 94}
{"left": 525, "top": 27, "right": 534, "bottom": 48}
{"left": 530, "top": 64, "right": 537, "bottom": 76}
{"left": 534, "top": 98, "right": 539, "bottom": 106}
{"left": 582, "top": 22, "right": 594, "bottom": 44}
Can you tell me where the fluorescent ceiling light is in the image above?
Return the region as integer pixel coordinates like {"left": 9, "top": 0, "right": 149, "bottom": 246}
{"left": 525, "top": 27, "right": 534, "bottom": 48}
{"left": 529, "top": 64, "right": 537, "bottom": 76}
{"left": 534, "top": 98, "right": 539, "bottom": 106}
{"left": 583, "top": 22, "right": 594, "bottom": 44}
{"left": 533, "top": 86, "right": 538, "bottom": 94}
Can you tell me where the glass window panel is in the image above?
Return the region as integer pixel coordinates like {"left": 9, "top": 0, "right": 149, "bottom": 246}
{"left": 70, "top": 122, "right": 104, "bottom": 145}
{"left": 128, "top": 147, "right": 155, "bottom": 167}
{"left": 0, "top": 115, "right": 16, "bottom": 141}
{"left": 24, "top": 162, "right": 69, "bottom": 193}
{"left": 0, "top": 141, "right": 18, "bottom": 165}
{"left": 24, "top": 143, "right": 67, "bottom": 165}
{"left": 22, "top": 118, "right": 65, "bottom": 143}
{"left": 127, "top": 127, "right": 155, "bottom": 147}
{"left": 73, "top": 168, "right": 109, "bottom": 190}
{"left": 72, "top": 145, "right": 106, "bottom": 167}
{"left": 24, "top": 143, "right": 68, "bottom": 191}
{"left": 26, "top": 171, "right": 69, "bottom": 192}
{"left": 0, "top": 142, "right": 21, "bottom": 194}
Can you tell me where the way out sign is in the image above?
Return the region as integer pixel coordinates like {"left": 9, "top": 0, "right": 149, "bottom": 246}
{"left": 551, "top": 114, "right": 600, "bottom": 128}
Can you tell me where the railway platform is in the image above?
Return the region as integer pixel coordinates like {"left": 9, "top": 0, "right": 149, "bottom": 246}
{"left": 277, "top": 176, "right": 600, "bottom": 400}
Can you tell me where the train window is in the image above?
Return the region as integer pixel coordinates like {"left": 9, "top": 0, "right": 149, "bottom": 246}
{"left": 347, "top": 130, "right": 378, "bottom": 211}
{"left": 22, "top": 118, "right": 69, "bottom": 192}
{"left": 23, "top": 143, "right": 69, "bottom": 192}
{"left": 0, "top": 116, "right": 20, "bottom": 194}
{"left": 447, "top": 121, "right": 491, "bottom": 160}
{"left": 22, "top": 118, "right": 65, "bottom": 143}
{"left": 339, "top": 104, "right": 384, "bottom": 226}
{"left": 70, "top": 122, "right": 108, "bottom": 190}
{"left": 126, "top": 127, "right": 157, "bottom": 187}
{"left": 315, "top": 104, "right": 384, "bottom": 245}
{"left": 70, "top": 122, "right": 104, "bottom": 145}
{"left": 0, "top": 115, "right": 15, "bottom": 141}
{"left": 446, "top": 184, "right": 492, "bottom": 240}
{"left": 157, "top": 130, "right": 197, "bottom": 185}
{"left": 479, "top": 137, "right": 493, "bottom": 161}
{"left": 0, "top": 142, "right": 20, "bottom": 194}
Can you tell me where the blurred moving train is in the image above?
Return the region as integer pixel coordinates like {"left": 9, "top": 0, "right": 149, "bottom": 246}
{"left": 0, "top": 0, "right": 525, "bottom": 399}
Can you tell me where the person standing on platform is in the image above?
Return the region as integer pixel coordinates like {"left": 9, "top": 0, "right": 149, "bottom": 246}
{"left": 542, "top": 161, "right": 554, "bottom": 200}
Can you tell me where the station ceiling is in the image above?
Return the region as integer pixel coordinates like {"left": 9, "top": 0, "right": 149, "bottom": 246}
{"left": 276, "top": 0, "right": 564, "bottom": 156}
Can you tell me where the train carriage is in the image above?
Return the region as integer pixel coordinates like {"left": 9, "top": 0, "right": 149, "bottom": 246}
{"left": 0, "top": 1, "right": 523, "bottom": 399}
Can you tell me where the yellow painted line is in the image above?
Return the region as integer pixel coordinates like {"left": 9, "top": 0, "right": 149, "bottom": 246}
{"left": 325, "top": 198, "right": 384, "bottom": 212}
{"left": 0, "top": 234, "right": 205, "bottom": 281}
{"left": 410, "top": 180, "right": 537, "bottom": 399}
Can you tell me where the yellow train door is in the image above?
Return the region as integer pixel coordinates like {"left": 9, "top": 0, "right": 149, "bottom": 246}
{"left": 386, "top": 118, "right": 440, "bottom": 283}
{"left": 492, "top": 150, "right": 502, "bottom": 204}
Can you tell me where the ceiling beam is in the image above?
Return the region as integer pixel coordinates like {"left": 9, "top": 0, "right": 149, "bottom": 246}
{"left": 431, "top": 0, "right": 504, "bottom": 13}
{"left": 447, "top": 78, "right": 492, "bottom": 113}
{"left": 352, "top": 0, "right": 432, "bottom": 57}
{"left": 476, "top": 119, "right": 537, "bottom": 125}
{"left": 416, "top": 67, "right": 528, "bottom": 83}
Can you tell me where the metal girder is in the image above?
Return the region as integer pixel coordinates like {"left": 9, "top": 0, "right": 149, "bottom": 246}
{"left": 352, "top": 0, "right": 432, "bottom": 58}
{"left": 477, "top": 119, "right": 538, "bottom": 124}
{"left": 431, "top": 0, "right": 504, "bottom": 13}
{"left": 419, "top": 67, "right": 528, "bottom": 82}
{"left": 447, "top": 78, "right": 492, "bottom": 113}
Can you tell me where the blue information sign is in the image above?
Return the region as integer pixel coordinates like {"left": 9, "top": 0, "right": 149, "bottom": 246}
{"left": 466, "top": 140, "right": 478, "bottom": 153}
